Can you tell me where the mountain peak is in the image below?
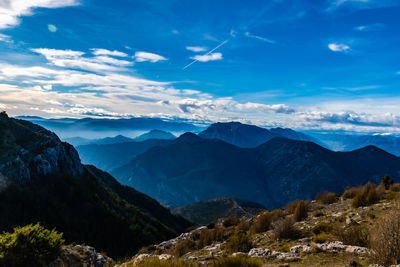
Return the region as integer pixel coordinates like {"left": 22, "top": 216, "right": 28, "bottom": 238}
{"left": 175, "top": 132, "right": 201, "bottom": 142}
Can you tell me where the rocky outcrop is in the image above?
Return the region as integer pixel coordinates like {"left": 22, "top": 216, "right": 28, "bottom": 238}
{"left": 316, "top": 241, "right": 369, "bottom": 254}
{"left": 248, "top": 248, "right": 298, "bottom": 260}
{"left": 0, "top": 113, "right": 83, "bottom": 188}
{"left": 49, "top": 245, "right": 114, "bottom": 267}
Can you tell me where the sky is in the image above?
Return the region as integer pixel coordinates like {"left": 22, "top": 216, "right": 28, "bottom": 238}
{"left": 0, "top": 0, "right": 399, "bottom": 133}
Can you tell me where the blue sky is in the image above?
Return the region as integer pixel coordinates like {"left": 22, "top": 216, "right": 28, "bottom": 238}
{"left": 0, "top": 0, "right": 400, "bottom": 132}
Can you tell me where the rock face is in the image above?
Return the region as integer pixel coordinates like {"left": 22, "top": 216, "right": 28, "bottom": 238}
{"left": 0, "top": 112, "right": 83, "bottom": 188}
{"left": 0, "top": 113, "right": 191, "bottom": 258}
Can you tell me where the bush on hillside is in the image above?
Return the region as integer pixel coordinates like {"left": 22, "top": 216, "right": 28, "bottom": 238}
{"left": 313, "top": 233, "right": 328, "bottom": 243}
{"left": 0, "top": 223, "right": 64, "bottom": 267}
{"left": 212, "top": 256, "right": 262, "bottom": 267}
{"left": 311, "top": 222, "right": 332, "bottom": 235}
{"left": 370, "top": 206, "right": 400, "bottom": 265}
{"left": 352, "top": 182, "right": 383, "bottom": 208}
{"left": 173, "top": 239, "right": 196, "bottom": 257}
{"left": 286, "top": 201, "right": 300, "bottom": 214}
{"left": 315, "top": 191, "right": 338, "bottom": 204}
{"left": 250, "top": 211, "right": 275, "bottom": 234}
{"left": 222, "top": 216, "right": 241, "bottom": 227}
{"left": 343, "top": 186, "right": 363, "bottom": 199}
{"left": 196, "top": 226, "right": 230, "bottom": 249}
{"left": 273, "top": 217, "right": 301, "bottom": 240}
{"left": 225, "top": 231, "right": 253, "bottom": 253}
{"left": 334, "top": 225, "right": 370, "bottom": 247}
{"left": 294, "top": 200, "right": 309, "bottom": 222}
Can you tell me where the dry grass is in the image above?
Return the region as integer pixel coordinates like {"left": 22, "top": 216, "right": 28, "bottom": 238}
{"left": 315, "top": 191, "right": 338, "bottom": 204}
{"left": 370, "top": 205, "right": 400, "bottom": 265}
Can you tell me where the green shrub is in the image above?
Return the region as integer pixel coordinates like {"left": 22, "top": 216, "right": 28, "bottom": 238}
{"left": 0, "top": 223, "right": 64, "bottom": 267}
{"left": 212, "top": 256, "right": 262, "bottom": 267}
{"left": 273, "top": 217, "right": 301, "bottom": 240}
{"left": 294, "top": 200, "right": 309, "bottom": 222}
{"left": 315, "top": 191, "right": 338, "bottom": 204}
{"left": 223, "top": 216, "right": 240, "bottom": 227}
{"left": 380, "top": 175, "right": 394, "bottom": 190}
{"left": 311, "top": 222, "right": 332, "bottom": 235}
{"left": 313, "top": 233, "right": 328, "bottom": 243}
{"left": 225, "top": 231, "right": 253, "bottom": 253}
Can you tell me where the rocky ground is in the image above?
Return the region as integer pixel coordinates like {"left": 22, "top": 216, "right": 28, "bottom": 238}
{"left": 50, "top": 245, "right": 115, "bottom": 267}
{"left": 116, "top": 186, "right": 400, "bottom": 267}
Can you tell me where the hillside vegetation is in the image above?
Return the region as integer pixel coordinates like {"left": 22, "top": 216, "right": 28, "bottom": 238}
{"left": 120, "top": 178, "right": 400, "bottom": 267}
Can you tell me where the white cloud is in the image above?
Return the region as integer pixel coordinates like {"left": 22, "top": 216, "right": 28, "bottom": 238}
{"left": 186, "top": 46, "right": 207, "bottom": 52}
{"left": 327, "top": 0, "right": 400, "bottom": 11}
{"left": 0, "top": 0, "right": 79, "bottom": 29}
{"left": 31, "top": 48, "right": 133, "bottom": 72}
{"left": 134, "top": 51, "right": 167, "bottom": 63}
{"left": 236, "top": 103, "right": 295, "bottom": 114}
{"left": 91, "top": 48, "right": 128, "bottom": 57}
{"left": 0, "top": 33, "right": 11, "bottom": 42}
{"left": 328, "top": 43, "right": 351, "bottom": 52}
{"left": 190, "top": 52, "right": 222, "bottom": 62}
{"left": 354, "top": 23, "right": 384, "bottom": 31}
{"left": 333, "top": 0, "right": 370, "bottom": 6}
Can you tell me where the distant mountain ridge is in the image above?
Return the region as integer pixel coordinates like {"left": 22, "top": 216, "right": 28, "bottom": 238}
{"left": 0, "top": 112, "right": 190, "bottom": 258}
{"left": 172, "top": 197, "right": 266, "bottom": 225}
{"left": 311, "top": 133, "right": 400, "bottom": 156}
{"left": 17, "top": 116, "right": 198, "bottom": 139}
{"left": 198, "top": 122, "right": 320, "bottom": 147}
{"left": 112, "top": 134, "right": 400, "bottom": 209}
{"left": 77, "top": 139, "right": 173, "bottom": 171}
{"left": 134, "top": 129, "right": 176, "bottom": 141}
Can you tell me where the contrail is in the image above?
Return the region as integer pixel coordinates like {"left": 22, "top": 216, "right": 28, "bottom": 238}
{"left": 183, "top": 39, "right": 229, "bottom": 70}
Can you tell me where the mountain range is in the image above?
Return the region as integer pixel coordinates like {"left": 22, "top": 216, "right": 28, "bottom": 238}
{"left": 311, "top": 133, "right": 400, "bottom": 156}
{"left": 198, "top": 122, "right": 321, "bottom": 147}
{"left": 0, "top": 112, "right": 190, "bottom": 258}
{"left": 111, "top": 132, "right": 400, "bottom": 209}
{"left": 17, "top": 116, "right": 198, "bottom": 139}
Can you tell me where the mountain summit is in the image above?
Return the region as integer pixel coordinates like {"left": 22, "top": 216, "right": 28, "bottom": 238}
{"left": 198, "top": 122, "right": 318, "bottom": 147}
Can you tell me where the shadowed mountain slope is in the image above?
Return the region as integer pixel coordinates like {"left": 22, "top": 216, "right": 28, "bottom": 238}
{"left": 0, "top": 112, "right": 191, "bottom": 259}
